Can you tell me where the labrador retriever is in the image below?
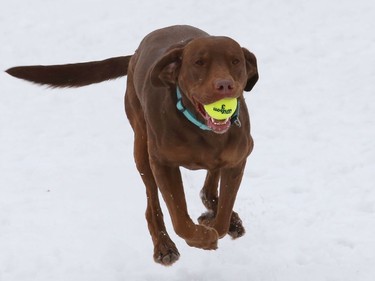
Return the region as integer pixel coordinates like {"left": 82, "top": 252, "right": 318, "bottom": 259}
{"left": 6, "top": 25, "right": 259, "bottom": 265}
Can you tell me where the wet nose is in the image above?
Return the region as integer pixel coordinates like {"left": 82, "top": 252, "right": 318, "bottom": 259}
{"left": 214, "top": 79, "right": 234, "bottom": 94}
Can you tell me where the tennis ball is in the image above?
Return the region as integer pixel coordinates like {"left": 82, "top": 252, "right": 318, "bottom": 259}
{"left": 203, "top": 98, "right": 237, "bottom": 120}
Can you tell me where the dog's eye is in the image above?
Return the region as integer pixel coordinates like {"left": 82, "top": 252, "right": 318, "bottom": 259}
{"left": 232, "top": 58, "right": 240, "bottom": 65}
{"left": 195, "top": 59, "right": 205, "bottom": 66}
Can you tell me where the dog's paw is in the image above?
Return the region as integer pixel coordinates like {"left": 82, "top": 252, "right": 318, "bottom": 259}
{"left": 153, "top": 233, "right": 180, "bottom": 266}
{"left": 199, "top": 210, "right": 245, "bottom": 239}
{"left": 197, "top": 210, "right": 215, "bottom": 227}
{"left": 185, "top": 224, "right": 218, "bottom": 250}
{"left": 154, "top": 248, "right": 180, "bottom": 266}
{"left": 228, "top": 211, "right": 245, "bottom": 239}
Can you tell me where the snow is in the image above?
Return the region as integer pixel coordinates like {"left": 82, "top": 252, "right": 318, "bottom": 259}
{"left": 1, "top": 0, "right": 374, "bottom": 280}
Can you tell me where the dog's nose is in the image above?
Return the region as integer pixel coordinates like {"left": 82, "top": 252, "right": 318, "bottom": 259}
{"left": 214, "top": 79, "right": 234, "bottom": 94}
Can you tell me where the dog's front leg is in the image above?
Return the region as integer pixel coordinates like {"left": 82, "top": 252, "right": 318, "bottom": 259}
{"left": 149, "top": 159, "right": 218, "bottom": 250}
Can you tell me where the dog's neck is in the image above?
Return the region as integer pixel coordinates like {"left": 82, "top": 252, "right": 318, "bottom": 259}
{"left": 176, "top": 87, "right": 211, "bottom": 131}
{"left": 175, "top": 87, "right": 241, "bottom": 131}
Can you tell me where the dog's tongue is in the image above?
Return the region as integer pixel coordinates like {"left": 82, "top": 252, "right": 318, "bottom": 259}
{"left": 206, "top": 117, "right": 231, "bottom": 134}
{"left": 196, "top": 102, "right": 231, "bottom": 134}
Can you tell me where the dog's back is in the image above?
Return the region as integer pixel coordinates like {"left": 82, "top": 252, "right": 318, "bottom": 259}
{"left": 5, "top": 25, "right": 206, "bottom": 90}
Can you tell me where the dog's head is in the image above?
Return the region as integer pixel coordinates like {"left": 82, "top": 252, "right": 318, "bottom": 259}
{"left": 150, "top": 36, "right": 258, "bottom": 133}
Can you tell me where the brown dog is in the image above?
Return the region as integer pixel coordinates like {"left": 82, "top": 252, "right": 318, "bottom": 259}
{"left": 6, "top": 25, "right": 259, "bottom": 265}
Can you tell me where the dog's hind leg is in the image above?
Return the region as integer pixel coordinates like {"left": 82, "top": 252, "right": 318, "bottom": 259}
{"left": 199, "top": 169, "right": 245, "bottom": 239}
{"left": 125, "top": 79, "right": 179, "bottom": 266}
{"left": 200, "top": 169, "right": 220, "bottom": 212}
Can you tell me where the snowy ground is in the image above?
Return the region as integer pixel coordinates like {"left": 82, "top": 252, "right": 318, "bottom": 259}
{"left": 1, "top": 0, "right": 375, "bottom": 280}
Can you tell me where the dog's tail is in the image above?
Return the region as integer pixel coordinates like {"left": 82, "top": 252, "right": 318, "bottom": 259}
{"left": 6, "top": 56, "right": 132, "bottom": 88}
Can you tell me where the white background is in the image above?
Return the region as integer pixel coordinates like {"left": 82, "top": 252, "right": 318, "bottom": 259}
{"left": 1, "top": 0, "right": 374, "bottom": 280}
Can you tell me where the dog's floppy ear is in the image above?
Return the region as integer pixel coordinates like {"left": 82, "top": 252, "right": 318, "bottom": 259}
{"left": 150, "top": 48, "right": 183, "bottom": 87}
{"left": 242, "top": 48, "right": 259, "bottom": 92}
{"left": 150, "top": 40, "right": 192, "bottom": 87}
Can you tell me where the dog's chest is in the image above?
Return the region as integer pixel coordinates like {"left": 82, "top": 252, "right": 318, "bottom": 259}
{"left": 149, "top": 130, "right": 252, "bottom": 170}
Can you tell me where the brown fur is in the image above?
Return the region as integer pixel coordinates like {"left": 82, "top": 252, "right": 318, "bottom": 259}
{"left": 6, "top": 56, "right": 131, "bottom": 88}
{"left": 6, "top": 25, "right": 259, "bottom": 266}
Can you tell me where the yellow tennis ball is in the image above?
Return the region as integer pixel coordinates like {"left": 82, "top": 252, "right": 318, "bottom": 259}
{"left": 203, "top": 98, "right": 237, "bottom": 120}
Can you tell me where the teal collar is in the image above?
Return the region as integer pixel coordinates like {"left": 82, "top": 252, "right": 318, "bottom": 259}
{"left": 175, "top": 87, "right": 241, "bottom": 131}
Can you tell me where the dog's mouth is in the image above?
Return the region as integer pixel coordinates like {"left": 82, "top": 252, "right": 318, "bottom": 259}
{"left": 195, "top": 101, "right": 231, "bottom": 134}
